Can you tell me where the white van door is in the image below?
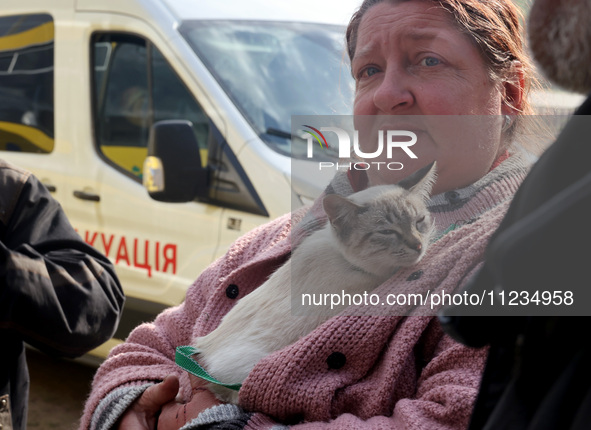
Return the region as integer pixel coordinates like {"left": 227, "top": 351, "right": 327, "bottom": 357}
{"left": 66, "top": 14, "right": 269, "bottom": 343}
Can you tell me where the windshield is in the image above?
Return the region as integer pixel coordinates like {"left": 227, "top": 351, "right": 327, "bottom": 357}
{"left": 179, "top": 20, "right": 354, "bottom": 159}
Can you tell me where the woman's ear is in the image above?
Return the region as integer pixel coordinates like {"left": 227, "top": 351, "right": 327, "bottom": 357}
{"left": 502, "top": 60, "right": 525, "bottom": 114}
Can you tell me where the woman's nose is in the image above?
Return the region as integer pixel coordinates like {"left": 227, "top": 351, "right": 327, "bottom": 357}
{"left": 373, "top": 71, "right": 414, "bottom": 113}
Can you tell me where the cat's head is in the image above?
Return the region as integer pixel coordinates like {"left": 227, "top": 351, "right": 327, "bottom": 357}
{"left": 323, "top": 162, "right": 436, "bottom": 279}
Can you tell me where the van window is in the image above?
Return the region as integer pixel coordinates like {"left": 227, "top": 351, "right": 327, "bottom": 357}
{"left": 0, "top": 14, "right": 54, "bottom": 153}
{"left": 179, "top": 20, "right": 354, "bottom": 160}
{"left": 92, "top": 33, "right": 209, "bottom": 180}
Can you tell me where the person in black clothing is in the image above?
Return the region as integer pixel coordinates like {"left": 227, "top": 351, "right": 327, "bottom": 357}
{"left": 0, "top": 159, "right": 124, "bottom": 430}
{"left": 440, "top": 0, "right": 591, "bottom": 428}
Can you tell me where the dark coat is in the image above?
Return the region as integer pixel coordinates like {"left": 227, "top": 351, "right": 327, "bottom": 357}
{"left": 441, "top": 96, "right": 591, "bottom": 429}
{"left": 0, "top": 160, "right": 124, "bottom": 430}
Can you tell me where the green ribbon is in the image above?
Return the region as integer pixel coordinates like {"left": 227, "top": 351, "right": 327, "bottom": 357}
{"left": 175, "top": 345, "right": 242, "bottom": 392}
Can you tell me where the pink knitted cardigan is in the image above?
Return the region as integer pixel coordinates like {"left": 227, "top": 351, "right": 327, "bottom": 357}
{"left": 80, "top": 156, "right": 529, "bottom": 430}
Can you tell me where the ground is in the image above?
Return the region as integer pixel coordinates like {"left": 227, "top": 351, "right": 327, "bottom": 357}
{"left": 26, "top": 348, "right": 97, "bottom": 429}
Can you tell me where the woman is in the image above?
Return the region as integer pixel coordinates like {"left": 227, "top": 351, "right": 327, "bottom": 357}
{"left": 80, "top": 0, "right": 537, "bottom": 428}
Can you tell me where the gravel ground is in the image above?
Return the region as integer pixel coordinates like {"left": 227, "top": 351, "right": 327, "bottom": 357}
{"left": 26, "top": 348, "right": 98, "bottom": 430}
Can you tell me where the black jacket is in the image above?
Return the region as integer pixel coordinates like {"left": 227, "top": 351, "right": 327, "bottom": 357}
{"left": 0, "top": 160, "right": 125, "bottom": 430}
{"left": 441, "top": 96, "right": 591, "bottom": 429}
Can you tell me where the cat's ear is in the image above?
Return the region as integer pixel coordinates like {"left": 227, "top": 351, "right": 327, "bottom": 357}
{"left": 397, "top": 161, "right": 437, "bottom": 201}
{"left": 323, "top": 194, "right": 363, "bottom": 230}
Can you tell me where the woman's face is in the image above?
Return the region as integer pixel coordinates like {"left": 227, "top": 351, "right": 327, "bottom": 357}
{"left": 352, "top": 1, "right": 514, "bottom": 194}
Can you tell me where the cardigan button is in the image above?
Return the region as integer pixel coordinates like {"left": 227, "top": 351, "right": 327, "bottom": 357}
{"left": 225, "top": 284, "right": 239, "bottom": 299}
{"left": 327, "top": 352, "right": 346, "bottom": 369}
{"left": 445, "top": 191, "right": 461, "bottom": 204}
{"left": 406, "top": 270, "right": 423, "bottom": 281}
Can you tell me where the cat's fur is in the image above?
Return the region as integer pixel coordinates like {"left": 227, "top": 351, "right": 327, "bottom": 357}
{"left": 193, "top": 163, "right": 436, "bottom": 403}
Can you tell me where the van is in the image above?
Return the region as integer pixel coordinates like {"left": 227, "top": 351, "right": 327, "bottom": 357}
{"left": 0, "top": 0, "right": 355, "bottom": 359}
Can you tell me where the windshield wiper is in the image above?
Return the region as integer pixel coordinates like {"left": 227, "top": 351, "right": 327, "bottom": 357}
{"left": 265, "top": 127, "right": 292, "bottom": 139}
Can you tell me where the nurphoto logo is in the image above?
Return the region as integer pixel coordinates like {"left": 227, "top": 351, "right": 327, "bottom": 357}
{"left": 302, "top": 125, "right": 330, "bottom": 150}
{"left": 302, "top": 124, "right": 418, "bottom": 172}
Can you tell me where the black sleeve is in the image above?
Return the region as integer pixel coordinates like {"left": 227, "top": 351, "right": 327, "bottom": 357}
{"left": 440, "top": 105, "right": 591, "bottom": 346}
{"left": 439, "top": 98, "right": 591, "bottom": 430}
{"left": 0, "top": 171, "right": 125, "bottom": 358}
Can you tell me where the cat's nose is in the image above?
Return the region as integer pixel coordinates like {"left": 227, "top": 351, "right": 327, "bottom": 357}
{"left": 406, "top": 240, "right": 422, "bottom": 252}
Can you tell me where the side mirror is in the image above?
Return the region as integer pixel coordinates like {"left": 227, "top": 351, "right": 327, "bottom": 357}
{"left": 143, "top": 120, "right": 208, "bottom": 202}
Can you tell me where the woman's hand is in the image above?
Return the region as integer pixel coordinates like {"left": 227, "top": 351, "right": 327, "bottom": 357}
{"left": 116, "top": 375, "right": 180, "bottom": 430}
{"left": 116, "top": 374, "right": 221, "bottom": 430}
{"left": 156, "top": 375, "right": 222, "bottom": 429}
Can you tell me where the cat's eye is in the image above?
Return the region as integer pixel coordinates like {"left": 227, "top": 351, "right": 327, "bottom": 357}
{"left": 416, "top": 216, "right": 425, "bottom": 226}
{"left": 378, "top": 229, "right": 399, "bottom": 236}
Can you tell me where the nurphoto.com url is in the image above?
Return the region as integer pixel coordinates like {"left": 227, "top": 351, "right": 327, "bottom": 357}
{"left": 300, "top": 289, "right": 574, "bottom": 311}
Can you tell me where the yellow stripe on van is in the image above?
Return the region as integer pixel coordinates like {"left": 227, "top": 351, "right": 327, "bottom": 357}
{"left": 0, "top": 121, "right": 53, "bottom": 153}
{"left": 101, "top": 146, "right": 208, "bottom": 178}
{"left": 0, "top": 21, "right": 54, "bottom": 52}
{"left": 101, "top": 146, "right": 148, "bottom": 178}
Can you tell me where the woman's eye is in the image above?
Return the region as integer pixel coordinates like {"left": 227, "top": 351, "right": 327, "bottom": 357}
{"left": 420, "top": 57, "right": 441, "bottom": 67}
{"left": 359, "top": 66, "right": 380, "bottom": 79}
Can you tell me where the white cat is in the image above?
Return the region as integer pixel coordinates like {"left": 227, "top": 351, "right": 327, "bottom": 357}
{"left": 192, "top": 163, "right": 436, "bottom": 403}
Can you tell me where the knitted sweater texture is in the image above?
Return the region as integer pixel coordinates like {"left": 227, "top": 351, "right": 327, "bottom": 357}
{"left": 80, "top": 156, "right": 529, "bottom": 430}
